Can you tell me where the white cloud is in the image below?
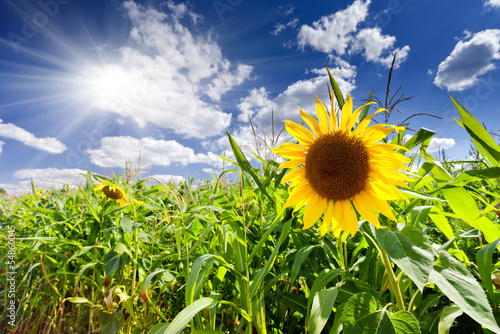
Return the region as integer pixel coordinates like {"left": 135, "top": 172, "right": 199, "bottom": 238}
{"left": 403, "top": 135, "right": 456, "bottom": 154}
{"left": 434, "top": 29, "right": 500, "bottom": 91}
{"left": 271, "top": 18, "right": 299, "bottom": 36}
{"left": 427, "top": 138, "right": 456, "bottom": 153}
{"left": 149, "top": 174, "right": 185, "bottom": 185}
{"left": 427, "top": 69, "right": 433, "bottom": 76}
{"left": 76, "top": 1, "right": 252, "bottom": 138}
{"left": 0, "top": 141, "right": 4, "bottom": 154}
{"left": 298, "top": 0, "right": 370, "bottom": 55}
{"left": 297, "top": 0, "right": 408, "bottom": 68}
{"left": 87, "top": 136, "right": 220, "bottom": 168}
{"left": 0, "top": 119, "right": 66, "bottom": 153}
{"left": 206, "top": 60, "right": 357, "bottom": 162}
{"left": 350, "top": 27, "right": 410, "bottom": 68}
{"left": 241, "top": 60, "right": 356, "bottom": 130}
{"left": 484, "top": 0, "right": 500, "bottom": 9}
{"left": 12, "top": 168, "right": 87, "bottom": 193}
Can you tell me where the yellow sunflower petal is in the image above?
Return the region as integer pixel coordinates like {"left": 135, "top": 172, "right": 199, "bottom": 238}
{"left": 368, "top": 180, "right": 403, "bottom": 200}
{"left": 339, "top": 94, "right": 353, "bottom": 130}
{"left": 281, "top": 167, "right": 305, "bottom": 184}
{"left": 271, "top": 143, "right": 307, "bottom": 159}
{"left": 284, "top": 120, "right": 315, "bottom": 146}
{"left": 303, "top": 195, "right": 327, "bottom": 230}
{"left": 342, "top": 200, "right": 358, "bottom": 237}
{"left": 353, "top": 108, "right": 386, "bottom": 136}
{"left": 362, "top": 188, "right": 397, "bottom": 221}
{"left": 330, "top": 91, "right": 338, "bottom": 130}
{"left": 315, "top": 96, "right": 330, "bottom": 134}
{"left": 352, "top": 193, "right": 380, "bottom": 228}
{"left": 321, "top": 200, "right": 335, "bottom": 236}
{"left": 332, "top": 200, "right": 343, "bottom": 236}
{"left": 299, "top": 108, "right": 321, "bottom": 135}
{"left": 283, "top": 181, "right": 314, "bottom": 209}
{"left": 279, "top": 158, "right": 305, "bottom": 169}
{"left": 346, "top": 102, "right": 375, "bottom": 131}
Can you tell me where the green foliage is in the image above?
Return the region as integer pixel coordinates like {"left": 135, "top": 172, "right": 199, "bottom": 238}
{"left": 2, "top": 85, "right": 500, "bottom": 334}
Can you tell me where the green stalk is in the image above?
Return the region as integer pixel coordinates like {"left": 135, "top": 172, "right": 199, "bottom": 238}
{"left": 362, "top": 231, "right": 404, "bottom": 310}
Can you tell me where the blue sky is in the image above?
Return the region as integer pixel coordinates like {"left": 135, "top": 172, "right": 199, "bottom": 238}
{"left": 1, "top": 0, "right": 500, "bottom": 193}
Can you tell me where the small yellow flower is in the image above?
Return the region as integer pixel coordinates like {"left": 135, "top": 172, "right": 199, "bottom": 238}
{"left": 271, "top": 94, "right": 411, "bottom": 237}
{"left": 94, "top": 181, "right": 142, "bottom": 207}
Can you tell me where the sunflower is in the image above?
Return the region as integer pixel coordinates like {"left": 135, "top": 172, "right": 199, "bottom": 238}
{"left": 94, "top": 181, "right": 142, "bottom": 207}
{"left": 271, "top": 94, "right": 411, "bottom": 237}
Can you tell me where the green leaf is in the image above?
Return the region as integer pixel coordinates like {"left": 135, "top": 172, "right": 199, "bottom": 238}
{"left": 391, "top": 310, "right": 421, "bottom": 334}
{"left": 343, "top": 293, "right": 420, "bottom": 334}
{"left": 441, "top": 187, "right": 500, "bottom": 244}
{"left": 226, "top": 130, "right": 274, "bottom": 205}
{"left": 359, "top": 90, "right": 373, "bottom": 124}
{"left": 438, "top": 305, "right": 463, "bottom": 334}
{"left": 98, "top": 310, "right": 124, "bottom": 334}
{"left": 120, "top": 216, "right": 142, "bottom": 235}
{"left": 342, "top": 292, "right": 378, "bottom": 334}
{"left": 309, "top": 287, "right": 338, "bottom": 334}
{"left": 308, "top": 269, "right": 344, "bottom": 313}
{"left": 403, "top": 128, "right": 435, "bottom": 151}
{"left": 186, "top": 254, "right": 219, "bottom": 305}
{"left": 429, "top": 251, "right": 500, "bottom": 333}
{"left": 143, "top": 269, "right": 175, "bottom": 292}
{"left": 65, "top": 297, "right": 93, "bottom": 305}
{"left": 326, "top": 65, "right": 345, "bottom": 109}
{"left": 375, "top": 226, "right": 435, "bottom": 290}
{"left": 147, "top": 323, "right": 170, "bottom": 334}
{"left": 249, "top": 218, "right": 292, "bottom": 298}
{"left": 104, "top": 247, "right": 129, "bottom": 278}
{"left": 290, "top": 244, "right": 319, "bottom": 283}
{"left": 476, "top": 237, "right": 500, "bottom": 307}
{"left": 76, "top": 261, "right": 99, "bottom": 284}
{"left": 428, "top": 209, "right": 454, "bottom": 240}
{"left": 279, "top": 292, "right": 308, "bottom": 315}
{"left": 451, "top": 96, "right": 500, "bottom": 165}
{"left": 410, "top": 206, "right": 433, "bottom": 226}
{"left": 465, "top": 167, "right": 500, "bottom": 179}
{"left": 163, "top": 297, "right": 218, "bottom": 334}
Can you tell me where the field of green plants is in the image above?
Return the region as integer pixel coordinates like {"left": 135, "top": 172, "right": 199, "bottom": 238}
{"left": 2, "top": 75, "right": 500, "bottom": 334}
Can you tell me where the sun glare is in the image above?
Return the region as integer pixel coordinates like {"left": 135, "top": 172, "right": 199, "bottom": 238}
{"left": 78, "top": 64, "right": 134, "bottom": 110}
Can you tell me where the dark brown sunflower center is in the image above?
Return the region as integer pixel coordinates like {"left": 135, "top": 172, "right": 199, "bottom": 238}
{"left": 305, "top": 131, "right": 369, "bottom": 201}
{"left": 102, "top": 185, "right": 124, "bottom": 200}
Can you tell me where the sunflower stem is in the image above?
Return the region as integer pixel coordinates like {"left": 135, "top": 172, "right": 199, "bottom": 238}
{"left": 380, "top": 246, "right": 405, "bottom": 310}
{"left": 362, "top": 231, "right": 404, "bottom": 310}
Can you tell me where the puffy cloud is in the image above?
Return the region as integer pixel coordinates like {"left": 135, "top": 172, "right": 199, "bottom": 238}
{"left": 238, "top": 60, "right": 356, "bottom": 130}
{"left": 297, "top": 0, "right": 408, "bottom": 68}
{"left": 350, "top": 27, "right": 410, "bottom": 68}
{"left": 484, "top": 0, "right": 500, "bottom": 9}
{"left": 427, "top": 137, "right": 456, "bottom": 153}
{"left": 149, "top": 174, "right": 185, "bottom": 186}
{"left": 298, "top": 0, "right": 370, "bottom": 55}
{"left": 206, "top": 60, "right": 357, "bottom": 163}
{"left": 76, "top": 1, "right": 252, "bottom": 138}
{"left": 0, "top": 119, "right": 66, "bottom": 153}
{"left": 12, "top": 168, "right": 87, "bottom": 193}
{"left": 403, "top": 135, "right": 456, "bottom": 154}
{"left": 87, "top": 136, "right": 220, "bottom": 168}
{"left": 434, "top": 29, "right": 500, "bottom": 91}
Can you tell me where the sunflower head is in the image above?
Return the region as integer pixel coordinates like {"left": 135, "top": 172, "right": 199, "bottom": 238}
{"left": 271, "top": 93, "right": 411, "bottom": 237}
{"left": 94, "top": 180, "right": 142, "bottom": 207}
